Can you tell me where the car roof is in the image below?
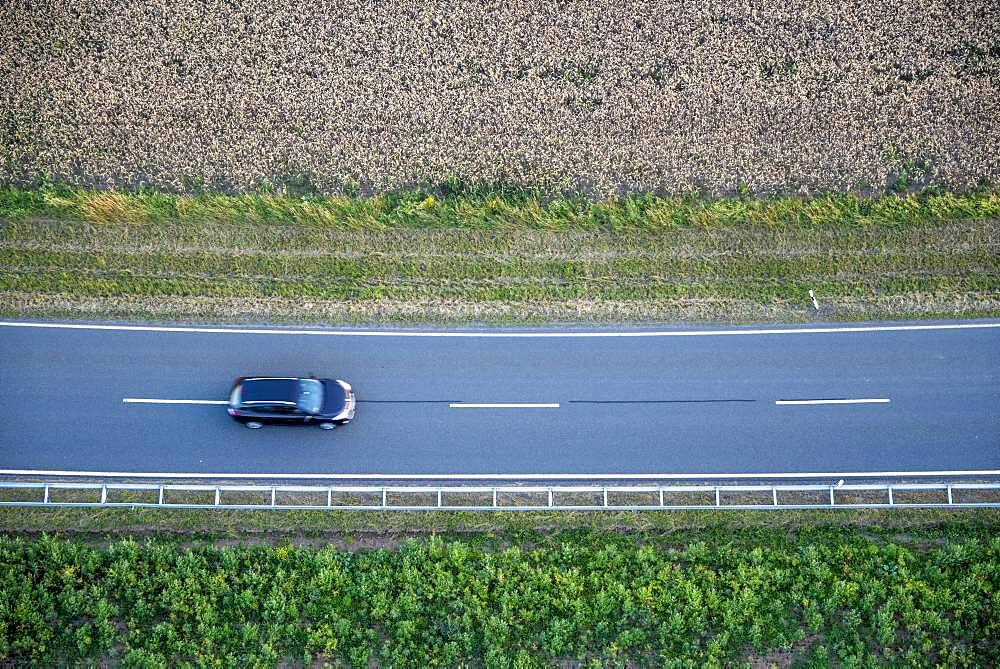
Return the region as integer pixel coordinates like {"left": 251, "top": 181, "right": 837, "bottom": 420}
{"left": 239, "top": 378, "right": 300, "bottom": 404}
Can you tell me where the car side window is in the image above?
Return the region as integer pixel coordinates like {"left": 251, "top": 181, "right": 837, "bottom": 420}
{"left": 250, "top": 404, "right": 284, "bottom": 413}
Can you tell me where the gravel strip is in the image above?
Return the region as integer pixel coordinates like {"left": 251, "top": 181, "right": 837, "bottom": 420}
{"left": 4, "top": 291, "right": 998, "bottom": 325}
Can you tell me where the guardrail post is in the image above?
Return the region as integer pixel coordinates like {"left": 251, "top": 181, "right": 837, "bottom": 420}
{"left": 603, "top": 488, "right": 608, "bottom": 508}
{"left": 437, "top": 489, "right": 442, "bottom": 508}
{"left": 715, "top": 488, "right": 720, "bottom": 507}
{"left": 327, "top": 487, "right": 332, "bottom": 507}
{"left": 888, "top": 486, "right": 894, "bottom": 506}
{"left": 829, "top": 486, "right": 835, "bottom": 506}
{"left": 947, "top": 485, "right": 953, "bottom": 505}
{"left": 772, "top": 487, "right": 778, "bottom": 506}
{"left": 43, "top": 484, "right": 49, "bottom": 504}
{"left": 270, "top": 487, "right": 276, "bottom": 508}
{"left": 548, "top": 488, "right": 554, "bottom": 508}
{"left": 158, "top": 485, "right": 164, "bottom": 506}
{"left": 659, "top": 487, "right": 664, "bottom": 507}
{"left": 100, "top": 485, "right": 107, "bottom": 504}
{"left": 492, "top": 488, "right": 497, "bottom": 509}
{"left": 382, "top": 488, "right": 387, "bottom": 509}
{"left": 214, "top": 488, "right": 220, "bottom": 506}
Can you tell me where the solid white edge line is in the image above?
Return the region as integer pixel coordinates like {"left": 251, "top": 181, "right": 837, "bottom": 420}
{"left": 1, "top": 320, "right": 999, "bottom": 338}
{"left": 776, "top": 399, "right": 891, "bottom": 405}
{"left": 123, "top": 398, "right": 229, "bottom": 405}
{"left": 450, "top": 403, "right": 560, "bottom": 408}
{"left": 1, "top": 469, "right": 998, "bottom": 480}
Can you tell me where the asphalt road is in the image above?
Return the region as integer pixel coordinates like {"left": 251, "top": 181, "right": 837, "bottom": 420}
{"left": 1, "top": 320, "right": 998, "bottom": 478}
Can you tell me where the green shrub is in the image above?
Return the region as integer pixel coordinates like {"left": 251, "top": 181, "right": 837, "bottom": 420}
{"left": 1, "top": 531, "right": 998, "bottom": 666}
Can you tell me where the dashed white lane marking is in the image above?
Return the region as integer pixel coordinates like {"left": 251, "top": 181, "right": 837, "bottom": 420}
{"left": 776, "top": 398, "right": 891, "bottom": 405}
{"left": 2, "top": 469, "right": 998, "bottom": 480}
{"left": 2, "top": 320, "right": 999, "bottom": 338}
{"left": 123, "top": 398, "right": 228, "bottom": 405}
{"left": 450, "top": 403, "right": 560, "bottom": 408}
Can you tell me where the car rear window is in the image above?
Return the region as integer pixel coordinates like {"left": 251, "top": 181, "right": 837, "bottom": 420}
{"left": 229, "top": 384, "right": 242, "bottom": 407}
{"left": 297, "top": 379, "right": 324, "bottom": 414}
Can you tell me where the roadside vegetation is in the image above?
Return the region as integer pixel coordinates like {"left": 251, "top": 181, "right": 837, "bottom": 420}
{"left": 2, "top": 511, "right": 998, "bottom": 666}
{"left": 3, "top": 2, "right": 998, "bottom": 663}
{"left": 2, "top": 186, "right": 998, "bottom": 324}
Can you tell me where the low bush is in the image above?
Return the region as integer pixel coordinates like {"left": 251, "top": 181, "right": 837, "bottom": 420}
{"left": 2, "top": 529, "right": 998, "bottom": 666}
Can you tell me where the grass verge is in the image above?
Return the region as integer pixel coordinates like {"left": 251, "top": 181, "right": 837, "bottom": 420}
{"left": 1, "top": 506, "right": 997, "bottom": 538}
{"left": 2, "top": 186, "right": 998, "bottom": 325}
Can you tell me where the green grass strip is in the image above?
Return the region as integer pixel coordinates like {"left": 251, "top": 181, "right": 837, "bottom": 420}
{"left": 3, "top": 185, "right": 999, "bottom": 230}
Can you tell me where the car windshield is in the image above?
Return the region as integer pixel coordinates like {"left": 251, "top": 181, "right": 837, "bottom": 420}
{"left": 296, "top": 378, "right": 324, "bottom": 414}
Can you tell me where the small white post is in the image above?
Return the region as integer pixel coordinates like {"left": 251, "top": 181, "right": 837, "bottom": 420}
{"left": 829, "top": 486, "right": 835, "bottom": 506}
{"left": 548, "top": 488, "right": 554, "bottom": 507}
{"left": 808, "top": 289, "right": 820, "bottom": 311}
{"left": 270, "top": 487, "right": 276, "bottom": 507}
{"left": 158, "top": 485, "right": 164, "bottom": 505}
{"left": 603, "top": 488, "right": 608, "bottom": 507}
{"left": 382, "top": 488, "right": 387, "bottom": 508}
{"left": 947, "top": 485, "right": 953, "bottom": 505}
{"left": 327, "top": 488, "right": 332, "bottom": 507}
{"left": 43, "top": 484, "right": 49, "bottom": 504}
{"left": 888, "top": 486, "right": 894, "bottom": 506}
{"left": 659, "top": 487, "right": 664, "bottom": 507}
{"left": 214, "top": 488, "right": 220, "bottom": 506}
{"left": 715, "top": 488, "right": 720, "bottom": 507}
{"left": 100, "top": 485, "right": 107, "bottom": 504}
{"left": 492, "top": 488, "right": 497, "bottom": 508}
{"left": 437, "top": 489, "right": 442, "bottom": 507}
{"left": 772, "top": 487, "right": 778, "bottom": 506}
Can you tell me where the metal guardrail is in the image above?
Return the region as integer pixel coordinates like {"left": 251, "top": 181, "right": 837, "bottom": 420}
{"left": 0, "top": 481, "right": 998, "bottom": 510}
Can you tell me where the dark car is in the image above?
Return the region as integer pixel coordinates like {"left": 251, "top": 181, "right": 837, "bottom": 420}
{"left": 228, "top": 376, "right": 355, "bottom": 429}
